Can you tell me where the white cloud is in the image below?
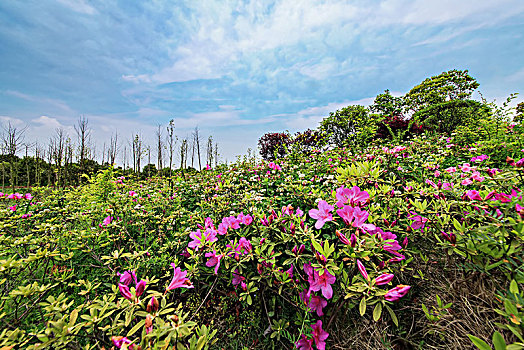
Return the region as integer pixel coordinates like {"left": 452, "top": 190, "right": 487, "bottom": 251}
{"left": 56, "top": 0, "right": 97, "bottom": 15}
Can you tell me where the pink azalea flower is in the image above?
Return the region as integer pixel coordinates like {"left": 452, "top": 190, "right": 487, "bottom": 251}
{"left": 102, "top": 216, "right": 113, "bottom": 226}
{"left": 471, "top": 171, "right": 484, "bottom": 182}
{"left": 8, "top": 205, "right": 16, "bottom": 211}
{"left": 232, "top": 269, "right": 245, "bottom": 286}
{"left": 309, "top": 268, "right": 336, "bottom": 299}
{"left": 117, "top": 271, "right": 137, "bottom": 285}
{"left": 311, "top": 320, "right": 329, "bottom": 350}
{"left": 112, "top": 336, "right": 136, "bottom": 350}
{"left": 461, "top": 178, "right": 473, "bottom": 186}
{"left": 445, "top": 167, "right": 457, "bottom": 173}
{"left": 188, "top": 229, "right": 217, "bottom": 250}
{"left": 335, "top": 186, "right": 369, "bottom": 208}
{"left": 385, "top": 285, "right": 411, "bottom": 302}
{"left": 118, "top": 284, "right": 133, "bottom": 300}
{"left": 135, "top": 280, "right": 147, "bottom": 297}
{"left": 375, "top": 273, "right": 394, "bottom": 285}
{"left": 381, "top": 231, "right": 402, "bottom": 252}
{"left": 308, "top": 295, "right": 327, "bottom": 316}
{"left": 335, "top": 230, "right": 351, "bottom": 245}
{"left": 351, "top": 207, "right": 369, "bottom": 228}
{"left": 441, "top": 182, "right": 454, "bottom": 191}
{"left": 336, "top": 205, "right": 354, "bottom": 225}
{"left": 459, "top": 163, "right": 474, "bottom": 172}
{"left": 409, "top": 212, "right": 428, "bottom": 231}
{"left": 309, "top": 200, "right": 334, "bottom": 229}
{"left": 296, "top": 335, "right": 314, "bottom": 350}
{"left": 167, "top": 264, "right": 193, "bottom": 290}
{"left": 464, "top": 190, "right": 482, "bottom": 201}
{"left": 356, "top": 259, "right": 369, "bottom": 280}
{"left": 516, "top": 204, "right": 524, "bottom": 218}
{"left": 205, "top": 250, "right": 223, "bottom": 275}
{"left": 24, "top": 193, "right": 33, "bottom": 200}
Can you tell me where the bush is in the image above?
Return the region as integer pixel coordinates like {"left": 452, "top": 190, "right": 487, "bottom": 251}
{"left": 258, "top": 132, "right": 291, "bottom": 160}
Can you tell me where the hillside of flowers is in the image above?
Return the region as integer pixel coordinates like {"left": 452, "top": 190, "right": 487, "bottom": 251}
{"left": 1, "top": 73, "right": 524, "bottom": 349}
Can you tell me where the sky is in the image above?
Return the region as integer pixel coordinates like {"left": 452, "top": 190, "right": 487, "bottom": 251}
{"left": 0, "top": 0, "right": 523, "bottom": 165}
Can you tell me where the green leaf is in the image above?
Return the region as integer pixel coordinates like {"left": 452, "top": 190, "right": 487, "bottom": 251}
{"left": 492, "top": 331, "right": 506, "bottom": 350}
{"left": 359, "top": 297, "right": 366, "bottom": 316}
{"left": 373, "top": 303, "right": 383, "bottom": 322}
{"left": 127, "top": 320, "right": 145, "bottom": 337}
{"left": 311, "top": 237, "right": 324, "bottom": 256}
{"left": 385, "top": 305, "right": 398, "bottom": 327}
{"left": 69, "top": 309, "right": 78, "bottom": 328}
{"left": 468, "top": 335, "right": 492, "bottom": 350}
{"left": 509, "top": 280, "right": 519, "bottom": 295}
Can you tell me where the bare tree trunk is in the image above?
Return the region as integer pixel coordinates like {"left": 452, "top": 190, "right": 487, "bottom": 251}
{"left": 167, "top": 120, "right": 176, "bottom": 177}
{"left": 74, "top": 115, "right": 91, "bottom": 183}
{"left": 156, "top": 125, "right": 163, "bottom": 175}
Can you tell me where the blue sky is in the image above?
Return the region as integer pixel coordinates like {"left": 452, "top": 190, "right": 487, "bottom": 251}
{"left": 1, "top": 0, "right": 523, "bottom": 164}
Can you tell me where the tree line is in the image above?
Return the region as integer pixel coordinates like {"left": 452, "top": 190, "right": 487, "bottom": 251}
{"left": 0, "top": 118, "right": 220, "bottom": 190}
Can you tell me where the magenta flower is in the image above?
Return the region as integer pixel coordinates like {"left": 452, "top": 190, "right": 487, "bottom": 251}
{"left": 517, "top": 204, "right": 524, "bottom": 218}
{"left": 311, "top": 320, "right": 329, "bottom": 350}
{"left": 232, "top": 269, "right": 245, "bottom": 286}
{"left": 385, "top": 285, "right": 411, "bottom": 302}
{"left": 356, "top": 259, "right": 369, "bottom": 280}
{"left": 188, "top": 229, "right": 217, "bottom": 250}
{"left": 135, "top": 280, "right": 147, "bottom": 297}
{"left": 464, "top": 190, "right": 482, "bottom": 201}
{"left": 112, "top": 336, "right": 136, "bottom": 350}
{"left": 335, "top": 186, "right": 369, "bottom": 208}
{"left": 336, "top": 230, "right": 351, "bottom": 245}
{"left": 167, "top": 264, "right": 193, "bottom": 290}
{"left": 101, "top": 216, "right": 113, "bottom": 226}
{"left": 336, "top": 205, "right": 354, "bottom": 226}
{"left": 296, "top": 334, "right": 314, "bottom": 350}
{"left": 118, "top": 284, "right": 133, "bottom": 300}
{"left": 8, "top": 205, "right": 16, "bottom": 211}
{"left": 308, "top": 295, "right": 327, "bottom": 316}
{"left": 205, "top": 250, "right": 223, "bottom": 275}
{"left": 441, "top": 231, "right": 457, "bottom": 244}
{"left": 118, "top": 271, "right": 137, "bottom": 286}
{"left": 351, "top": 207, "right": 369, "bottom": 228}
{"left": 375, "top": 273, "right": 394, "bottom": 285}
{"left": 309, "top": 268, "right": 336, "bottom": 299}
{"left": 24, "top": 193, "right": 33, "bottom": 200}
{"left": 309, "top": 200, "right": 334, "bottom": 229}
{"left": 409, "top": 212, "right": 428, "bottom": 231}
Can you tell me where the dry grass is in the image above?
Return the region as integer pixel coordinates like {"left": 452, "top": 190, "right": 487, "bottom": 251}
{"left": 327, "top": 255, "right": 517, "bottom": 350}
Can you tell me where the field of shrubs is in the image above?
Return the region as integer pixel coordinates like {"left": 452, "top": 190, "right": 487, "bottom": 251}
{"left": 1, "top": 70, "right": 524, "bottom": 349}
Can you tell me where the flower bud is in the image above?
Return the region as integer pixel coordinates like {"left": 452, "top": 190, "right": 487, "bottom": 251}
{"left": 146, "top": 296, "right": 159, "bottom": 313}
{"left": 135, "top": 280, "right": 147, "bottom": 297}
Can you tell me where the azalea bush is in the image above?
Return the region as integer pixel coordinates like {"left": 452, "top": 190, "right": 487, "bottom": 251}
{"left": 1, "top": 110, "right": 524, "bottom": 349}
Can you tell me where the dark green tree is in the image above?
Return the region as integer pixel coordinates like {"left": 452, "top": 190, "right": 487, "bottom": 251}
{"left": 404, "top": 69, "right": 479, "bottom": 113}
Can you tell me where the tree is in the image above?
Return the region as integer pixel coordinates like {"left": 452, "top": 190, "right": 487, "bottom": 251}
{"left": 370, "top": 90, "right": 405, "bottom": 117}
{"left": 206, "top": 136, "right": 213, "bottom": 167}
{"left": 319, "top": 105, "right": 373, "bottom": 147}
{"left": 131, "top": 134, "right": 143, "bottom": 173}
{"left": 74, "top": 115, "right": 91, "bottom": 181}
{"left": 404, "top": 69, "right": 479, "bottom": 113}
{"left": 51, "top": 128, "right": 66, "bottom": 188}
{"left": 166, "top": 119, "right": 177, "bottom": 177}
{"left": 107, "top": 133, "right": 118, "bottom": 165}
{"left": 258, "top": 132, "right": 291, "bottom": 161}
{"left": 1, "top": 121, "right": 27, "bottom": 191}
{"left": 180, "top": 139, "right": 188, "bottom": 169}
{"left": 192, "top": 127, "right": 202, "bottom": 170}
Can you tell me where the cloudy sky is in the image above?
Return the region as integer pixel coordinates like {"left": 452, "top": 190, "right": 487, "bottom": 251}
{"left": 1, "top": 0, "right": 523, "bottom": 164}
